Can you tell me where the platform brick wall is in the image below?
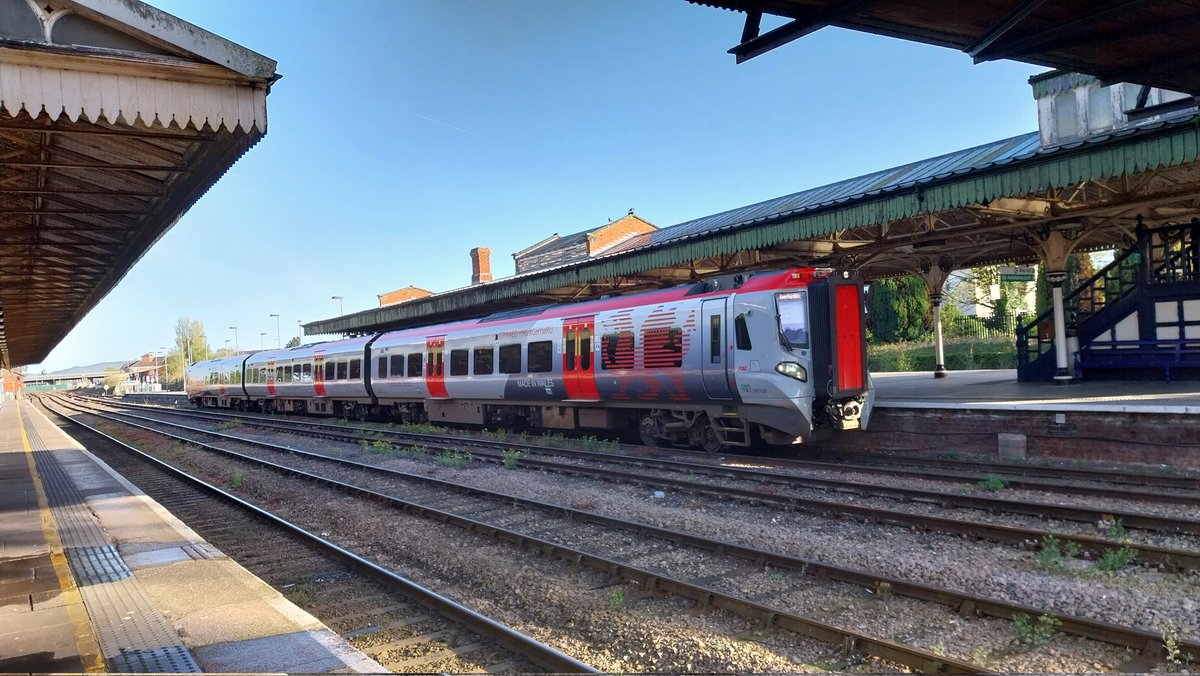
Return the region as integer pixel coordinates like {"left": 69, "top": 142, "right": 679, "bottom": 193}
{"left": 377, "top": 286, "right": 432, "bottom": 307}
{"left": 824, "top": 407, "right": 1200, "bottom": 468}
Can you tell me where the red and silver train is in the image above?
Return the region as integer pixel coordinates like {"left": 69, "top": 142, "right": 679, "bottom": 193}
{"left": 186, "top": 268, "right": 873, "bottom": 450}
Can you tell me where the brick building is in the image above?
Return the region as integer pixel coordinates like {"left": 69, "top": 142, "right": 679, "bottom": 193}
{"left": 512, "top": 211, "right": 657, "bottom": 275}
{"left": 378, "top": 286, "right": 433, "bottom": 307}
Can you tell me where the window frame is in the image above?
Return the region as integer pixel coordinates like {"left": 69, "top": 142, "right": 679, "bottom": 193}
{"left": 498, "top": 343, "right": 522, "bottom": 374}
{"left": 527, "top": 340, "right": 553, "bottom": 373}
{"left": 449, "top": 348, "right": 469, "bottom": 376}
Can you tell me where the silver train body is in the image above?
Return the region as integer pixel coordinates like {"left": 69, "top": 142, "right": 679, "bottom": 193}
{"left": 186, "top": 268, "right": 873, "bottom": 450}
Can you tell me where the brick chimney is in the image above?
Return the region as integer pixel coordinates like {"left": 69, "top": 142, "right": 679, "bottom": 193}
{"left": 470, "top": 247, "right": 492, "bottom": 285}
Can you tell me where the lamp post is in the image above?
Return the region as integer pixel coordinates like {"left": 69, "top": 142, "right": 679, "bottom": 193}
{"left": 159, "top": 347, "right": 166, "bottom": 386}
{"left": 224, "top": 339, "right": 231, "bottom": 355}
{"left": 270, "top": 313, "right": 280, "bottom": 348}
{"left": 229, "top": 326, "right": 239, "bottom": 353}
{"left": 260, "top": 332, "right": 267, "bottom": 349}
{"left": 331, "top": 296, "right": 343, "bottom": 315}
{"left": 296, "top": 319, "right": 303, "bottom": 344}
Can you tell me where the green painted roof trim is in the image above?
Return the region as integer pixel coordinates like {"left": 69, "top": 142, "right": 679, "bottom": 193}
{"left": 308, "top": 121, "right": 1200, "bottom": 335}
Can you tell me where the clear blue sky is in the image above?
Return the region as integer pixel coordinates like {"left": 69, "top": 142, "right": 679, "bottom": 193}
{"left": 31, "top": 0, "right": 1044, "bottom": 373}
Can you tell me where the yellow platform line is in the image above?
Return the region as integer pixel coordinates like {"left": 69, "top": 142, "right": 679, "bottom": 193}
{"left": 18, "top": 404, "right": 106, "bottom": 673}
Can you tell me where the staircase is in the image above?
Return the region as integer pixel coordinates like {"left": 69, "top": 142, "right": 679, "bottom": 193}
{"left": 1016, "top": 220, "right": 1200, "bottom": 382}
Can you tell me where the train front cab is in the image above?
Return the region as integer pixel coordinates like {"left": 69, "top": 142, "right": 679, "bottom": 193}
{"left": 730, "top": 269, "right": 873, "bottom": 446}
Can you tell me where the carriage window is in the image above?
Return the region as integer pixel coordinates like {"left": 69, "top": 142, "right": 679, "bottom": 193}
{"left": 260, "top": 368, "right": 267, "bottom": 383}
{"left": 324, "top": 362, "right": 335, "bottom": 380}
{"left": 643, "top": 327, "right": 683, "bottom": 368}
{"left": 302, "top": 363, "right": 312, "bottom": 382}
{"left": 580, "top": 327, "right": 592, "bottom": 371}
{"left": 450, "top": 349, "right": 469, "bottom": 376}
{"left": 390, "top": 354, "right": 404, "bottom": 377}
{"left": 776, "top": 291, "right": 809, "bottom": 348}
{"left": 499, "top": 344, "right": 521, "bottom": 373}
{"left": 349, "top": 358, "right": 361, "bottom": 380}
{"left": 473, "top": 347, "right": 494, "bottom": 375}
{"left": 276, "top": 366, "right": 284, "bottom": 382}
{"left": 735, "top": 314, "right": 752, "bottom": 350}
{"left": 601, "top": 331, "right": 635, "bottom": 370}
{"left": 565, "top": 328, "right": 576, "bottom": 371}
{"left": 284, "top": 365, "right": 293, "bottom": 382}
{"left": 528, "top": 340, "right": 553, "bottom": 373}
{"left": 336, "top": 361, "right": 348, "bottom": 380}
{"left": 435, "top": 350, "right": 443, "bottom": 377}
{"left": 407, "top": 353, "right": 422, "bottom": 377}
{"left": 710, "top": 315, "right": 722, "bottom": 363}
{"left": 377, "top": 356, "right": 388, "bottom": 379}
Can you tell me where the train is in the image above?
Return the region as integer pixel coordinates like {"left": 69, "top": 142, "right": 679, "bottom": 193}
{"left": 185, "top": 267, "right": 874, "bottom": 450}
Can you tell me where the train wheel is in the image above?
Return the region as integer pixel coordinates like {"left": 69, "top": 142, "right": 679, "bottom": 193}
{"left": 638, "top": 415, "right": 660, "bottom": 446}
{"left": 699, "top": 419, "right": 723, "bottom": 453}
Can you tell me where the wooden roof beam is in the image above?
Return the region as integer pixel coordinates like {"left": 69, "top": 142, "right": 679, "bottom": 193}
{"left": 973, "top": 0, "right": 1156, "bottom": 63}
{"left": 729, "top": 0, "right": 878, "bottom": 63}
{"left": 964, "top": 0, "right": 1046, "bottom": 59}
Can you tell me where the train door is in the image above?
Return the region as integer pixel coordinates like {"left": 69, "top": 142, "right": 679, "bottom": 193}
{"left": 313, "top": 352, "right": 326, "bottom": 396}
{"left": 425, "top": 336, "right": 448, "bottom": 398}
{"left": 562, "top": 317, "right": 600, "bottom": 400}
{"left": 700, "top": 299, "right": 733, "bottom": 399}
{"left": 266, "top": 358, "right": 276, "bottom": 396}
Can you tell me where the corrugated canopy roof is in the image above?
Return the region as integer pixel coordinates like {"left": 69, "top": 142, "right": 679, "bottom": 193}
{"left": 0, "top": 0, "right": 276, "bottom": 367}
{"left": 306, "top": 113, "right": 1200, "bottom": 337}
{"left": 689, "top": 0, "right": 1200, "bottom": 95}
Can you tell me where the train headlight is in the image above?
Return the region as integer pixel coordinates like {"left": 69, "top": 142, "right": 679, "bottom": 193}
{"left": 774, "top": 361, "right": 807, "bottom": 382}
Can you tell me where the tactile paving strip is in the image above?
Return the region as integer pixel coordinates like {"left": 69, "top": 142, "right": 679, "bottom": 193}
{"left": 23, "top": 409, "right": 202, "bottom": 673}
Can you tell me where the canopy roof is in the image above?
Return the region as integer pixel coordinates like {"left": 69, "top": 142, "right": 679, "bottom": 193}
{"left": 306, "top": 114, "right": 1200, "bottom": 337}
{"left": 691, "top": 0, "right": 1200, "bottom": 95}
{"left": 0, "top": 0, "right": 276, "bottom": 367}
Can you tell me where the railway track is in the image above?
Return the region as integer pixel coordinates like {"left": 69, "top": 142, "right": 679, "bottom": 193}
{"left": 51, "top": 395, "right": 1200, "bottom": 669}
{"left": 37, "top": 399, "right": 593, "bottom": 673}
{"left": 97, "top": 396, "right": 1200, "bottom": 503}
{"left": 80, "top": 396, "right": 1200, "bottom": 570}
{"left": 51, "top": 395, "right": 988, "bottom": 672}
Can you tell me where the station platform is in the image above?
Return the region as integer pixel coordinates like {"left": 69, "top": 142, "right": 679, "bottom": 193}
{"left": 0, "top": 400, "right": 385, "bottom": 673}
{"left": 840, "top": 370, "right": 1200, "bottom": 467}
{"left": 874, "top": 369, "right": 1200, "bottom": 413}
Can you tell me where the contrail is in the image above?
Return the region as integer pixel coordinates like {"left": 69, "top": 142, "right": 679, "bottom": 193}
{"left": 412, "top": 112, "right": 490, "bottom": 141}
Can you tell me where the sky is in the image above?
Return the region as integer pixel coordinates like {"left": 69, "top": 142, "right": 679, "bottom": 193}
{"left": 30, "top": 0, "right": 1045, "bottom": 373}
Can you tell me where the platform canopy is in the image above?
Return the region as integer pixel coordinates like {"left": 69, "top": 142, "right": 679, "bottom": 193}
{"left": 305, "top": 111, "right": 1200, "bottom": 337}
{"left": 0, "top": 0, "right": 276, "bottom": 368}
{"left": 691, "top": 0, "right": 1200, "bottom": 95}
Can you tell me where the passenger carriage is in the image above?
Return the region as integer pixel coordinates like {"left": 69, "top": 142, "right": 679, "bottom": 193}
{"left": 186, "top": 267, "right": 873, "bottom": 450}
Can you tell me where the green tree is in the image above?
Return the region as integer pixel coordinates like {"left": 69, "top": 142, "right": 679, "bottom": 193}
{"left": 285, "top": 336, "right": 301, "bottom": 348}
{"left": 166, "top": 318, "right": 211, "bottom": 389}
{"left": 869, "top": 276, "right": 929, "bottom": 342}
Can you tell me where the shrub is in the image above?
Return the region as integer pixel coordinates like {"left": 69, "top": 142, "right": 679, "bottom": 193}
{"left": 978, "top": 473, "right": 1008, "bottom": 491}
{"left": 1096, "top": 545, "right": 1137, "bottom": 571}
{"left": 1010, "top": 613, "right": 1060, "bottom": 649}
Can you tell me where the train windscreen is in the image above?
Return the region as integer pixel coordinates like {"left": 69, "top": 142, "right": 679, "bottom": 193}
{"left": 776, "top": 292, "right": 809, "bottom": 348}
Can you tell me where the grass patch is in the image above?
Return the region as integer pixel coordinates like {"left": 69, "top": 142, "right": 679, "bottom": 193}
{"left": 228, "top": 470, "right": 246, "bottom": 489}
{"left": 1036, "top": 534, "right": 1080, "bottom": 573}
{"left": 501, "top": 449, "right": 524, "bottom": 469}
{"left": 217, "top": 418, "right": 242, "bottom": 430}
{"left": 1095, "top": 545, "right": 1137, "bottom": 571}
{"left": 435, "top": 450, "right": 471, "bottom": 469}
{"left": 1010, "top": 613, "right": 1060, "bottom": 650}
{"left": 868, "top": 336, "right": 1015, "bottom": 372}
{"left": 977, "top": 473, "right": 1009, "bottom": 491}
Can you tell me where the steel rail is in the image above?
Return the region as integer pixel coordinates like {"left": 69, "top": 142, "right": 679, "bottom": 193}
{"left": 88, "top": 397, "right": 1200, "bottom": 536}
{"left": 97, "top": 397, "right": 1200, "bottom": 491}
{"left": 73, "top": 397, "right": 1200, "bottom": 570}
{"left": 50, "top": 397, "right": 985, "bottom": 674}
{"left": 54, "top": 397, "right": 1193, "bottom": 659}
{"left": 808, "top": 450, "right": 1200, "bottom": 491}
{"left": 43, "top": 399, "right": 596, "bottom": 674}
